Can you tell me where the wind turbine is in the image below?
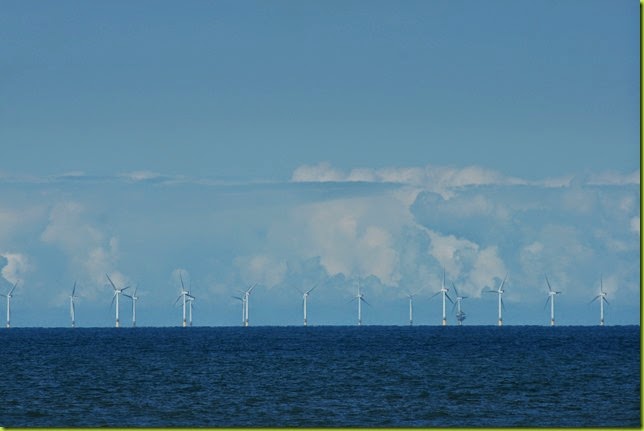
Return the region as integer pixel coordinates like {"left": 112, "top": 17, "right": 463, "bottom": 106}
{"left": 1, "top": 282, "right": 17, "bottom": 328}
{"left": 232, "top": 294, "right": 245, "bottom": 326}
{"left": 590, "top": 275, "right": 609, "bottom": 326}
{"left": 431, "top": 269, "right": 453, "bottom": 326}
{"left": 70, "top": 281, "right": 79, "bottom": 328}
{"left": 240, "top": 284, "right": 257, "bottom": 327}
{"left": 296, "top": 283, "right": 319, "bottom": 326}
{"left": 486, "top": 274, "right": 507, "bottom": 326}
{"left": 187, "top": 292, "right": 195, "bottom": 327}
{"left": 451, "top": 282, "right": 467, "bottom": 326}
{"left": 107, "top": 274, "right": 129, "bottom": 328}
{"left": 123, "top": 286, "right": 139, "bottom": 327}
{"left": 405, "top": 291, "right": 419, "bottom": 326}
{"left": 351, "top": 283, "right": 369, "bottom": 326}
{"left": 175, "top": 272, "right": 194, "bottom": 328}
{"left": 544, "top": 274, "right": 562, "bottom": 326}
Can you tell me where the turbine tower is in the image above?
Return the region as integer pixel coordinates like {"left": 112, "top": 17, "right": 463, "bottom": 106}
{"left": 107, "top": 274, "right": 129, "bottom": 328}
{"left": 544, "top": 274, "right": 562, "bottom": 326}
{"left": 296, "top": 284, "right": 319, "bottom": 326}
{"left": 431, "top": 269, "right": 453, "bottom": 326}
{"left": 352, "top": 283, "right": 369, "bottom": 326}
{"left": 1, "top": 282, "right": 17, "bottom": 328}
{"left": 187, "top": 292, "right": 195, "bottom": 327}
{"left": 232, "top": 294, "right": 245, "bottom": 326}
{"left": 590, "top": 275, "right": 609, "bottom": 326}
{"left": 123, "top": 287, "right": 139, "bottom": 327}
{"left": 175, "top": 272, "right": 192, "bottom": 328}
{"left": 451, "top": 282, "right": 467, "bottom": 326}
{"left": 241, "top": 284, "right": 257, "bottom": 327}
{"left": 70, "top": 281, "right": 79, "bottom": 328}
{"left": 486, "top": 274, "right": 507, "bottom": 326}
{"left": 405, "top": 292, "right": 418, "bottom": 326}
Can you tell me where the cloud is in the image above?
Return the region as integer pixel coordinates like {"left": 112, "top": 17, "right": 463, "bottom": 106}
{"left": 40, "top": 201, "right": 126, "bottom": 298}
{"left": 234, "top": 254, "right": 287, "bottom": 288}
{"left": 0, "top": 252, "right": 31, "bottom": 286}
{"left": 586, "top": 170, "right": 640, "bottom": 186}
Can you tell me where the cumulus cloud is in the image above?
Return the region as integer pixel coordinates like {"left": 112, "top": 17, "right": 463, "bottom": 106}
{"left": 234, "top": 254, "right": 287, "bottom": 288}
{"left": 40, "top": 201, "right": 126, "bottom": 298}
{"left": 0, "top": 252, "right": 31, "bottom": 286}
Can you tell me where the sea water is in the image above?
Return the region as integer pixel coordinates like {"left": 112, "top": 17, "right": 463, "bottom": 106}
{"left": 0, "top": 325, "right": 639, "bottom": 427}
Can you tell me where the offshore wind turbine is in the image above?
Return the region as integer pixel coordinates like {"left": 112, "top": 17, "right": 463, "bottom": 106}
{"left": 123, "top": 287, "right": 139, "bottom": 327}
{"left": 70, "top": 282, "right": 79, "bottom": 328}
{"left": 486, "top": 274, "right": 507, "bottom": 326}
{"left": 175, "top": 272, "right": 193, "bottom": 327}
{"left": 240, "top": 284, "right": 257, "bottom": 327}
{"left": 544, "top": 274, "right": 562, "bottom": 326}
{"left": 405, "top": 291, "right": 419, "bottom": 326}
{"left": 187, "top": 292, "right": 195, "bottom": 327}
{"left": 431, "top": 269, "right": 453, "bottom": 326}
{"left": 232, "top": 294, "right": 245, "bottom": 326}
{"left": 590, "top": 275, "right": 609, "bottom": 326}
{"left": 1, "top": 282, "right": 17, "bottom": 328}
{"left": 296, "top": 283, "right": 319, "bottom": 326}
{"left": 107, "top": 274, "right": 129, "bottom": 328}
{"left": 351, "top": 283, "right": 369, "bottom": 326}
{"left": 451, "top": 282, "right": 467, "bottom": 326}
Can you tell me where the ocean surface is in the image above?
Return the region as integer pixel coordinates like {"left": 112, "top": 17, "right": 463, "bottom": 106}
{"left": 0, "top": 326, "right": 639, "bottom": 427}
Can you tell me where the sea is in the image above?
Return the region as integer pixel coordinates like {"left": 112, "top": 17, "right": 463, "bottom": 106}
{"left": 0, "top": 325, "right": 639, "bottom": 428}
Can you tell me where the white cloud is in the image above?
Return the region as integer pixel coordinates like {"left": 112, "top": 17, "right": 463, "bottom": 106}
{"left": 40, "top": 202, "right": 125, "bottom": 298}
{"left": 234, "top": 254, "right": 287, "bottom": 288}
{"left": 586, "top": 170, "right": 640, "bottom": 186}
{"left": 291, "top": 162, "right": 345, "bottom": 182}
{"left": 0, "top": 252, "right": 31, "bottom": 286}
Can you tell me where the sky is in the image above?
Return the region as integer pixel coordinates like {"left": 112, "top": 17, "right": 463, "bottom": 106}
{"left": 0, "top": 0, "right": 639, "bottom": 327}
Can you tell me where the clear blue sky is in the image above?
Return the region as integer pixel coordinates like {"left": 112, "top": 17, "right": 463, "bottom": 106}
{"left": 0, "top": 0, "right": 639, "bottom": 326}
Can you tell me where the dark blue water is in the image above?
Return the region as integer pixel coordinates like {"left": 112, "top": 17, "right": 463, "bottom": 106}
{"left": 0, "top": 326, "right": 639, "bottom": 427}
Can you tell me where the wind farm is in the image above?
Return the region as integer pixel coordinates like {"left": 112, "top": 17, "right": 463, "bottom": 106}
{"left": 0, "top": 270, "right": 627, "bottom": 328}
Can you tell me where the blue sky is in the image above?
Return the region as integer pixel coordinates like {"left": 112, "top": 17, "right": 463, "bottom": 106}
{"left": 0, "top": 0, "right": 639, "bottom": 327}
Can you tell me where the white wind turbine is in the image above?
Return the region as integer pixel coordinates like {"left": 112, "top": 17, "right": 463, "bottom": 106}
{"left": 431, "top": 269, "right": 453, "bottom": 326}
{"left": 486, "top": 273, "right": 507, "bottom": 326}
{"left": 405, "top": 291, "right": 420, "bottom": 326}
{"left": 107, "top": 274, "right": 129, "bottom": 328}
{"left": 590, "top": 275, "right": 609, "bottom": 326}
{"left": 544, "top": 274, "right": 562, "bottom": 326}
{"left": 232, "top": 294, "right": 246, "bottom": 326}
{"left": 296, "top": 283, "right": 319, "bottom": 326}
{"left": 123, "top": 286, "right": 139, "bottom": 327}
{"left": 236, "top": 284, "right": 257, "bottom": 327}
{"left": 451, "top": 282, "right": 467, "bottom": 326}
{"left": 175, "top": 272, "right": 194, "bottom": 328}
{"left": 70, "top": 281, "right": 79, "bottom": 328}
{"left": 187, "top": 291, "right": 195, "bottom": 327}
{"left": 351, "top": 283, "right": 370, "bottom": 326}
{"left": 1, "top": 282, "right": 17, "bottom": 328}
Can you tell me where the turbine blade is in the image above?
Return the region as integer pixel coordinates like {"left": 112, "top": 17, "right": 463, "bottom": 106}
{"left": 174, "top": 295, "right": 182, "bottom": 306}
{"left": 430, "top": 291, "right": 441, "bottom": 299}
{"left": 106, "top": 274, "right": 118, "bottom": 291}
{"left": 451, "top": 282, "right": 459, "bottom": 298}
{"left": 499, "top": 273, "right": 508, "bottom": 291}
{"left": 544, "top": 296, "right": 550, "bottom": 310}
{"left": 451, "top": 301, "right": 457, "bottom": 313}
{"left": 180, "top": 272, "right": 185, "bottom": 291}
{"left": 122, "top": 286, "right": 130, "bottom": 292}
{"left": 72, "top": 281, "right": 76, "bottom": 297}
{"left": 361, "top": 297, "right": 371, "bottom": 307}
{"left": 501, "top": 297, "right": 506, "bottom": 311}
{"left": 589, "top": 296, "right": 599, "bottom": 304}
{"left": 445, "top": 293, "right": 454, "bottom": 304}
{"left": 232, "top": 296, "right": 243, "bottom": 301}
{"left": 247, "top": 283, "right": 257, "bottom": 294}
{"left": 294, "top": 286, "right": 303, "bottom": 295}
{"left": 110, "top": 293, "right": 116, "bottom": 309}
{"left": 545, "top": 273, "right": 552, "bottom": 292}
{"left": 603, "top": 297, "right": 609, "bottom": 305}
{"left": 307, "top": 283, "right": 320, "bottom": 294}
{"left": 9, "top": 281, "right": 17, "bottom": 296}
